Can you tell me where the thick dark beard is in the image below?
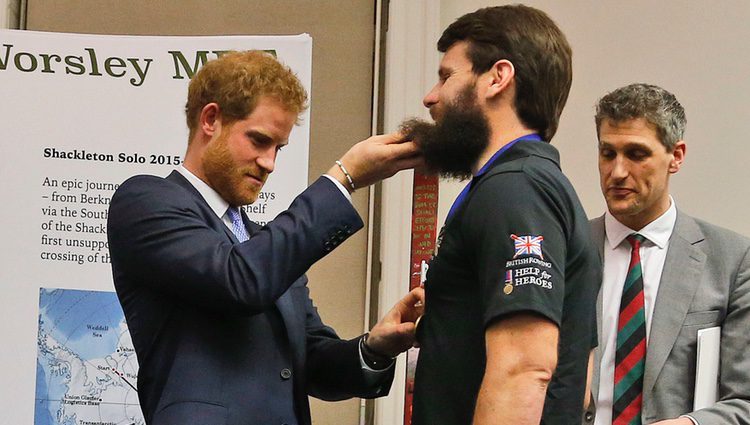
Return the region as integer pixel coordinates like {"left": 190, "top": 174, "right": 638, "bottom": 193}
{"left": 400, "top": 90, "right": 490, "bottom": 181}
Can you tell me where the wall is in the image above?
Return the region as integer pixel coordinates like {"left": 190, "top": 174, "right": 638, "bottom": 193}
{"left": 2, "top": 0, "right": 21, "bottom": 28}
{"left": 438, "top": 0, "right": 750, "bottom": 236}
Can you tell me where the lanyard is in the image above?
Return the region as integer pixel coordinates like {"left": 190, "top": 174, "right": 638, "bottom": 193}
{"left": 445, "top": 133, "right": 542, "bottom": 221}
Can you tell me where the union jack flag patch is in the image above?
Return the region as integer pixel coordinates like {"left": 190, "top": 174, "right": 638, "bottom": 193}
{"left": 510, "top": 234, "right": 544, "bottom": 259}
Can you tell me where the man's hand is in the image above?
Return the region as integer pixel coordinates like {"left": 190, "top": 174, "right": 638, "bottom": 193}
{"left": 327, "top": 132, "right": 423, "bottom": 192}
{"left": 650, "top": 418, "right": 695, "bottom": 425}
{"left": 365, "top": 287, "right": 425, "bottom": 357}
{"left": 584, "top": 349, "right": 595, "bottom": 410}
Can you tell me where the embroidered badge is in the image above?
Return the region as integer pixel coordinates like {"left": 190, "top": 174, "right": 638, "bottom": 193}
{"left": 503, "top": 269, "right": 514, "bottom": 294}
{"left": 504, "top": 235, "right": 553, "bottom": 291}
{"left": 511, "top": 234, "right": 544, "bottom": 259}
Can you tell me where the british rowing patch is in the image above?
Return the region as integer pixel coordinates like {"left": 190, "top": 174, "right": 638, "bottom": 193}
{"left": 503, "top": 234, "right": 553, "bottom": 291}
{"left": 510, "top": 234, "right": 544, "bottom": 259}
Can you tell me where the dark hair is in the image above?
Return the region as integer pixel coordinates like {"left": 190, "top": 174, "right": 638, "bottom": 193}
{"left": 595, "top": 83, "right": 686, "bottom": 150}
{"left": 438, "top": 5, "right": 572, "bottom": 141}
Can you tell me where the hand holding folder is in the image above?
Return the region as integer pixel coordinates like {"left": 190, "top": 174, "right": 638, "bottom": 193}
{"left": 694, "top": 326, "right": 721, "bottom": 410}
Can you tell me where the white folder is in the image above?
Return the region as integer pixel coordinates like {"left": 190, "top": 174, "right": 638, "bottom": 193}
{"left": 694, "top": 326, "right": 721, "bottom": 410}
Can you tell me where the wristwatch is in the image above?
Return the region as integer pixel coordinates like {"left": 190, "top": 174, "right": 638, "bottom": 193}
{"left": 360, "top": 333, "right": 396, "bottom": 370}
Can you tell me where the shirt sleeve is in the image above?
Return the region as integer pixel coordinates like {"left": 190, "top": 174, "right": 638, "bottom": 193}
{"left": 681, "top": 415, "right": 699, "bottom": 425}
{"left": 462, "top": 171, "right": 567, "bottom": 328}
{"left": 323, "top": 174, "right": 353, "bottom": 203}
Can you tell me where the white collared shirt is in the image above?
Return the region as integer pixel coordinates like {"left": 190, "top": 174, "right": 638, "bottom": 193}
{"left": 176, "top": 166, "right": 236, "bottom": 229}
{"left": 595, "top": 198, "right": 677, "bottom": 425}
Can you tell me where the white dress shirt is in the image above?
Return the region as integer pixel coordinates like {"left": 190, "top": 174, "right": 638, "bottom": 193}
{"left": 176, "top": 166, "right": 234, "bottom": 228}
{"left": 595, "top": 198, "right": 677, "bottom": 425}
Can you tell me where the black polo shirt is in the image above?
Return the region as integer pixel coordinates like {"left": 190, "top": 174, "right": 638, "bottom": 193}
{"left": 412, "top": 140, "right": 601, "bottom": 424}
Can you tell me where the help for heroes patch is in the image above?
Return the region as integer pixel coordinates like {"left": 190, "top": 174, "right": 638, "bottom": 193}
{"left": 503, "top": 234, "right": 553, "bottom": 294}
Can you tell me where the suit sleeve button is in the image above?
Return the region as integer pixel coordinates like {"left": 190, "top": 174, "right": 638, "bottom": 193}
{"left": 280, "top": 368, "right": 292, "bottom": 380}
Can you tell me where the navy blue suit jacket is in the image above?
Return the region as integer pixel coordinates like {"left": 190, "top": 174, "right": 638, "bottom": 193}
{"left": 107, "top": 171, "right": 393, "bottom": 425}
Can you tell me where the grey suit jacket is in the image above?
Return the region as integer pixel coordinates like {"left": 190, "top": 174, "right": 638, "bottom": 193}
{"left": 585, "top": 211, "right": 750, "bottom": 424}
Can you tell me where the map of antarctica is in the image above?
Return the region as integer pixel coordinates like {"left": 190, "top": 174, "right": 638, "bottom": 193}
{"left": 35, "top": 288, "right": 144, "bottom": 425}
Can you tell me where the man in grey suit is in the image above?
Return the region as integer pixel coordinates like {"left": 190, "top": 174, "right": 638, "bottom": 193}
{"left": 585, "top": 83, "right": 750, "bottom": 425}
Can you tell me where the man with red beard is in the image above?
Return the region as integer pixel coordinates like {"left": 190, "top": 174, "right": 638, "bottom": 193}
{"left": 107, "top": 51, "right": 424, "bottom": 425}
{"left": 404, "top": 5, "right": 600, "bottom": 424}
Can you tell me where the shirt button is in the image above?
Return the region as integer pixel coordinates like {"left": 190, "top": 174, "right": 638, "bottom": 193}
{"left": 280, "top": 368, "right": 292, "bottom": 380}
{"left": 584, "top": 411, "right": 594, "bottom": 422}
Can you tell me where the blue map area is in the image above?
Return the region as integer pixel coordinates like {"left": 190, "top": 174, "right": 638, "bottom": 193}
{"left": 35, "top": 288, "right": 144, "bottom": 425}
{"left": 39, "top": 289, "right": 123, "bottom": 360}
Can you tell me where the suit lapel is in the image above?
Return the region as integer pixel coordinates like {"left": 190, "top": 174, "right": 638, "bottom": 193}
{"left": 166, "top": 170, "right": 238, "bottom": 243}
{"left": 168, "top": 171, "right": 299, "bottom": 350}
{"left": 643, "top": 212, "right": 706, "bottom": 397}
{"left": 165, "top": 176, "right": 302, "bottom": 361}
{"left": 590, "top": 215, "right": 606, "bottom": 400}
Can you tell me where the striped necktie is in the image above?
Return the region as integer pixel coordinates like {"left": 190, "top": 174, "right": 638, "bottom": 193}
{"left": 226, "top": 207, "right": 249, "bottom": 242}
{"left": 613, "top": 233, "right": 647, "bottom": 425}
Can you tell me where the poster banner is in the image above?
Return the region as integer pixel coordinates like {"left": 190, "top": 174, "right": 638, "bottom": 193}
{"left": 0, "top": 29, "right": 312, "bottom": 425}
{"left": 404, "top": 173, "right": 438, "bottom": 424}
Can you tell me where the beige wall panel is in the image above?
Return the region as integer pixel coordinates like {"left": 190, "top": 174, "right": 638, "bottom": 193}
{"left": 27, "top": 1, "right": 377, "bottom": 423}
{"left": 437, "top": 0, "right": 750, "bottom": 237}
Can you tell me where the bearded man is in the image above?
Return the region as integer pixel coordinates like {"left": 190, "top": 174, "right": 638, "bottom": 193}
{"left": 403, "top": 6, "right": 601, "bottom": 424}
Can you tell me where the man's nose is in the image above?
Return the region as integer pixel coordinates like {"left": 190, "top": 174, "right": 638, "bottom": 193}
{"left": 610, "top": 156, "right": 628, "bottom": 180}
{"left": 257, "top": 148, "right": 276, "bottom": 174}
{"left": 423, "top": 83, "right": 439, "bottom": 109}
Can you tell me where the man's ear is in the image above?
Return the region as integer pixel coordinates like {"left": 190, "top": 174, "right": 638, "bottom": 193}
{"left": 199, "top": 103, "right": 221, "bottom": 138}
{"left": 669, "top": 140, "right": 686, "bottom": 174}
{"left": 484, "top": 59, "right": 515, "bottom": 100}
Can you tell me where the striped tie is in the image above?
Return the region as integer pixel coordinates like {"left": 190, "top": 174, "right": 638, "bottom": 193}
{"left": 613, "top": 233, "right": 647, "bottom": 425}
{"left": 226, "top": 207, "right": 250, "bottom": 242}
